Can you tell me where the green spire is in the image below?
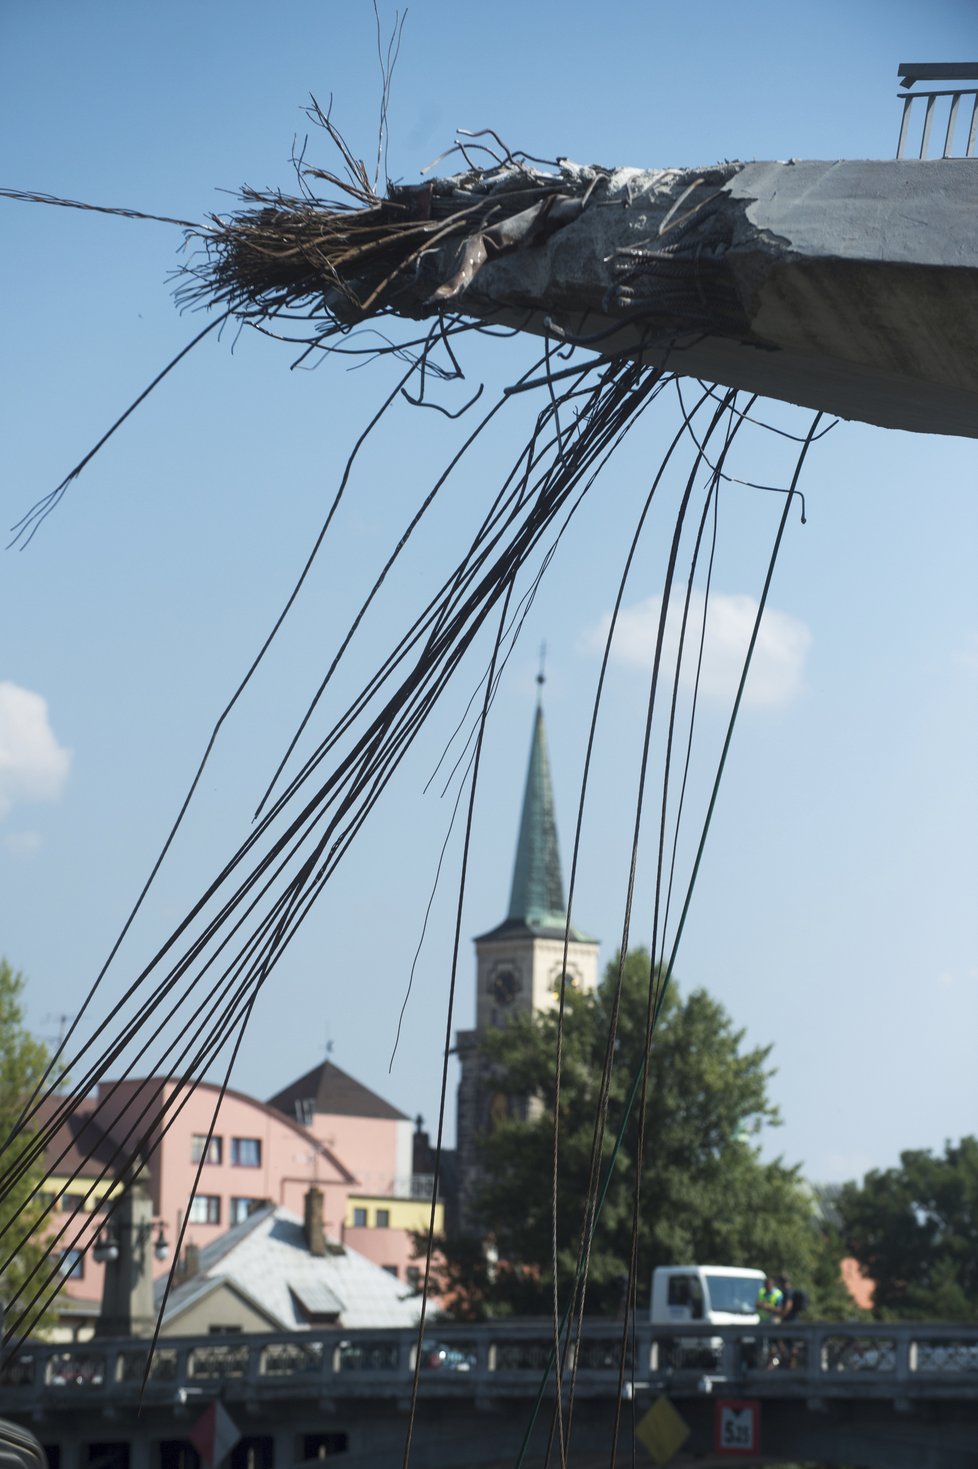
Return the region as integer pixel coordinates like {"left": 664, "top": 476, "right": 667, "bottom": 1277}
{"left": 506, "top": 701, "right": 567, "bottom": 930}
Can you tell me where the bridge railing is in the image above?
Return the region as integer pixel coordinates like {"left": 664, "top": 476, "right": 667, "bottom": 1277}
{"left": 648, "top": 1321, "right": 978, "bottom": 1397}
{"left": 895, "top": 63, "right": 978, "bottom": 158}
{"left": 2, "top": 1320, "right": 977, "bottom": 1414}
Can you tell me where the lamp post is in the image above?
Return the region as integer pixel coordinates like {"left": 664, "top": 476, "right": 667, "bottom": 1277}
{"left": 93, "top": 1222, "right": 169, "bottom": 1266}
{"left": 93, "top": 1172, "right": 170, "bottom": 1339}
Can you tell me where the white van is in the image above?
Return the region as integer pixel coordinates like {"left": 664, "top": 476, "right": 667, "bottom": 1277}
{"left": 650, "top": 1265, "right": 766, "bottom": 1369}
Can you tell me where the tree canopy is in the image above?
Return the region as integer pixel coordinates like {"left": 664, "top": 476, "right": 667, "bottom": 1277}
{"left": 0, "top": 959, "right": 56, "bottom": 1331}
{"left": 434, "top": 950, "right": 852, "bottom": 1319}
{"left": 837, "top": 1138, "right": 978, "bottom": 1321}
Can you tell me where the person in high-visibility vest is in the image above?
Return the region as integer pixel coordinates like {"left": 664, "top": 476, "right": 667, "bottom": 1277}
{"left": 756, "top": 1275, "right": 785, "bottom": 1367}
{"left": 756, "top": 1275, "right": 784, "bottom": 1322}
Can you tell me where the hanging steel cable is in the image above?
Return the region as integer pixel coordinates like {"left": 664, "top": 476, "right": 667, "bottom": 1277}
{"left": 0, "top": 112, "right": 837, "bottom": 1469}
{"left": 1, "top": 348, "right": 684, "bottom": 1354}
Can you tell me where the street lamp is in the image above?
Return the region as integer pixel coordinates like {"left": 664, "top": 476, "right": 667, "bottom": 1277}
{"left": 94, "top": 1171, "right": 166, "bottom": 1339}
{"left": 93, "top": 1218, "right": 169, "bottom": 1265}
{"left": 92, "top": 1229, "right": 119, "bottom": 1265}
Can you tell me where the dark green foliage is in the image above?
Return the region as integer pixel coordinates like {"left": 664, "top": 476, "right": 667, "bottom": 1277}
{"left": 837, "top": 1139, "right": 978, "bottom": 1320}
{"left": 0, "top": 959, "right": 55, "bottom": 1329}
{"left": 433, "top": 951, "right": 853, "bottom": 1319}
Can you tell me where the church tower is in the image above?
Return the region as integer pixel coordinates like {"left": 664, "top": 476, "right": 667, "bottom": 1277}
{"left": 453, "top": 687, "right": 600, "bottom": 1233}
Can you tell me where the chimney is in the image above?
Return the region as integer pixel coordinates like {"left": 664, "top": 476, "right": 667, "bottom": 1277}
{"left": 182, "top": 1241, "right": 201, "bottom": 1279}
{"left": 413, "top": 1113, "right": 434, "bottom": 1173}
{"left": 303, "top": 1187, "right": 326, "bottom": 1257}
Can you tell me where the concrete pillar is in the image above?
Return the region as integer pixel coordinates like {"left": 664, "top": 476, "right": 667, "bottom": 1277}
{"left": 55, "top": 1439, "right": 81, "bottom": 1469}
{"left": 128, "top": 1434, "right": 151, "bottom": 1469}
{"left": 95, "top": 1173, "right": 157, "bottom": 1338}
{"left": 272, "top": 1426, "right": 295, "bottom": 1467}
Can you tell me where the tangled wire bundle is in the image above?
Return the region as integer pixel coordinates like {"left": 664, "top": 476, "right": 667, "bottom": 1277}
{"left": 180, "top": 119, "right": 748, "bottom": 352}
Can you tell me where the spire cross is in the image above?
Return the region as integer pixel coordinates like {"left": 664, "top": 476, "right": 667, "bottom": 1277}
{"left": 537, "top": 642, "right": 547, "bottom": 697}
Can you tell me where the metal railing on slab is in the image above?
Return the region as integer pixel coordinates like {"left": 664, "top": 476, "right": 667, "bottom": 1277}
{"left": 896, "top": 62, "right": 978, "bottom": 158}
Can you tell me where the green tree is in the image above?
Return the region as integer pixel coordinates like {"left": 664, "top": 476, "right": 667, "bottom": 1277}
{"left": 434, "top": 951, "right": 853, "bottom": 1319}
{"left": 837, "top": 1139, "right": 978, "bottom": 1320}
{"left": 0, "top": 959, "right": 56, "bottom": 1331}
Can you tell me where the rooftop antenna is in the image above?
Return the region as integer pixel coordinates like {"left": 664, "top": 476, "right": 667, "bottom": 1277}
{"left": 41, "top": 1014, "right": 74, "bottom": 1091}
{"left": 42, "top": 1012, "right": 74, "bottom": 1051}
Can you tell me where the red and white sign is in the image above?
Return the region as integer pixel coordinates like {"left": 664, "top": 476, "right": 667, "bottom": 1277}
{"left": 190, "top": 1400, "right": 241, "bottom": 1469}
{"left": 714, "top": 1398, "right": 760, "bottom": 1456}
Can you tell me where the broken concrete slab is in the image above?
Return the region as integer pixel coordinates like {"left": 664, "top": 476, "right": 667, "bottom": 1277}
{"left": 199, "top": 156, "right": 978, "bottom": 439}
{"left": 455, "top": 159, "right": 978, "bottom": 439}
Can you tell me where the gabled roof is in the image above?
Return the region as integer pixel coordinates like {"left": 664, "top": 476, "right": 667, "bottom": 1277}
{"left": 36, "top": 1094, "right": 118, "bottom": 1179}
{"left": 156, "top": 1204, "right": 427, "bottom": 1331}
{"left": 160, "top": 1271, "right": 289, "bottom": 1333}
{"left": 175, "top": 1197, "right": 277, "bottom": 1278}
{"left": 268, "top": 1060, "right": 408, "bottom": 1123}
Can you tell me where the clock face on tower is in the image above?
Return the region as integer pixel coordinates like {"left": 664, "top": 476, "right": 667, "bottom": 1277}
{"left": 489, "top": 965, "right": 521, "bottom": 1007}
{"left": 550, "top": 967, "right": 580, "bottom": 997}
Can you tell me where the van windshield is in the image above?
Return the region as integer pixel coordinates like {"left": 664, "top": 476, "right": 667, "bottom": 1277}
{"left": 705, "top": 1274, "right": 761, "bottom": 1315}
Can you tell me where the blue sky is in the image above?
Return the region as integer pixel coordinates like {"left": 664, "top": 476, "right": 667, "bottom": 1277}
{"left": 2, "top": 0, "right": 976, "bottom": 1188}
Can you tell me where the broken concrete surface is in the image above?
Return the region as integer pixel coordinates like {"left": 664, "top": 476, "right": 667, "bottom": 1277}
{"left": 453, "top": 159, "right": 978, "bottom": 439}
{"left": 202, "top": 156, "right": 978, "bottom": 438}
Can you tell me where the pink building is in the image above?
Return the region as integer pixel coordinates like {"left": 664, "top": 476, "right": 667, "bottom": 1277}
{"left": 269, "top": 1061, "right": 415, "bottom": 1198}
{"left": 267, "top": 1061, "right": 442, "bottom": 1282}
{"left": 93, "top": 1076, "right": 355, "bottom": 1250}
{"left": 40, "top": 1077, "right": 352, "bottom": 1336}
{"left": 44, "top": 1060, "right": 442, "bottom": 1334}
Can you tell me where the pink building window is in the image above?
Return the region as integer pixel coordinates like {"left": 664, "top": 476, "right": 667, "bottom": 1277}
{"left": 191, "top": 1134, "right": 223, "bottom": 1166}
{"left": 230, "top": 1197, "right": 263, "bottom": 1225}
{"left": 230, "top": 1137, "right": 262, "bottom": 1168}
{"left": 189, "top": 1195, "right": 221, "bottom": 1225}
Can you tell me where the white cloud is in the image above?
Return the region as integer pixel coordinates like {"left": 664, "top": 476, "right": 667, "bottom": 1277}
{"left": 2, "top": 830, "right": 42, "bottom": 858}
{"left": 0, "top": 682, "right": 72, "bottom": 820}
{"left": 585, "top": 591, "right": 811, "bottom": 709}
